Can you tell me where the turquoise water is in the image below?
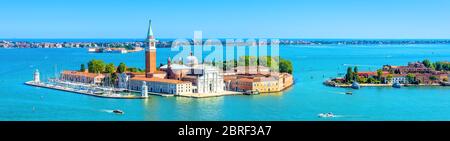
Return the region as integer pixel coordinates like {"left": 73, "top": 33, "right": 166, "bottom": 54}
{"left": 1, "top": 44, "right": 450, "bottom": 121}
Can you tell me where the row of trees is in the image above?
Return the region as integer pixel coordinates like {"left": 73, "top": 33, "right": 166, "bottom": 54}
{"left": 345, "top": 66, "right": 384, "bottom": 84}
{"left": 422, "top": 59, "right": 450, "bottom": 71}
{"left": 209, "top": 56, "right": 293, "bottom": 74}
{"left": 80, "top": 60, "right": 143, "bottom": 74}
{"left": 80, "top": 60, "right": 144, "bottom": 85}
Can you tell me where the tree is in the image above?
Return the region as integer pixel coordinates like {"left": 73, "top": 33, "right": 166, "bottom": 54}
{"left": 386, "top": 74, "right": 393, "bottom": 84}
{"left": 357, "top": 76, "right": 367, "bottom": 83}
{"left": 406, "top": 73, "right": 416, "bottom": 84}
{"left": 422, "top": 59, "right": 432, "bottom": 68}
{"left": 117, "top": 62, "right": 127, "bottom": 73}
{"left": 110, "top": 73, "right": 118, "bottom": 85}
{"left": 88, "top": 59, "right": 106, "bottom": 73}
{"left": 367, "top": 77, "right": 377, "bottom": 84}
{"left": 279, "top": 58, "right": 293, "bottom": 74}
{"left": 345, "top": 67, "right": 353, "bottom": 83}
{"left": 429, "top": 76, "right": 438, "bottom": 81}
{"left": 105, "top": 63, "right": 116, "bottom": 73}
{"left": 353, "top": 66, "right": 359, "bottom": 81}
{"left": 80, "top": 64, "right": 86, "bottom": 72}
{"left": 376, "top": 69, "right": 383, "bottom": 81}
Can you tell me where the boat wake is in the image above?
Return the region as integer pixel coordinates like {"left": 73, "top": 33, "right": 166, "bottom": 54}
{"left": 101, "top": 109, "right": 115, "bottom": 113}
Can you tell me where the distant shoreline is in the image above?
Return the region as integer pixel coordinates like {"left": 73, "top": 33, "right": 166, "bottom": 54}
{"left": 2, "top": 39, "right": 450, "bottom": 48}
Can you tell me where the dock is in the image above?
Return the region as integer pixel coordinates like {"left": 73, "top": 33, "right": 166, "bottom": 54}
{"left": 25, "top": 81, "right": 144, "bottom": 99}
{"left": 26, "top": 81, "right": 244, "bottom": 99}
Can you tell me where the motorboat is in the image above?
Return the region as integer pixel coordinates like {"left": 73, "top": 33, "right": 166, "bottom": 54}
{"left": 318, "top": 112, "right": 336, "bottom": 118}
{"left": 351, "top": 81, "right": 360, "bottom": 89}
{"left": 112, "top": 110, "right": 124, "bottom": 114}
{"left": 244, "top": 90, "right": 259, "bottom": 95}
{"left": 345, "top": 91, "right": 353, "bottom": 95}
{"left": 392, "top": 82, "right": 401, "bottom": 88}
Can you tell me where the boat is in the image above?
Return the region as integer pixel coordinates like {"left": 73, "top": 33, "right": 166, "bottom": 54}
{"left": 351, "top": 81, "right": 360, "bottom": 89}
{"left": 244, "top": 90, "right": 259, "bottom": 95}
{"left": 318, "top": 112, "right": 336, "bottom": 118}
{"left": 345, "top": 91, "right": 353, "bottom": 95}
{"left": 112, "top": 110, "right": 124, "bottom": 114}
{"left": 392, "top": 82, "right": 401, "bottom": 88}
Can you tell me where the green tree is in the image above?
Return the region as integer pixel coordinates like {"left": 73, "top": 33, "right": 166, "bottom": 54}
{"left": 422, "top": 59, "right": 432, "bottom": 68}
{"left": 80, "top": 64, "right": 86, "bottom": 72}
{"left": 279, "top": 58, "right": 293, "bottom": 74}
{"left": 110, "top": 73, "right": 118, "bottom": 85}
{"left": 367, "top": 77, "right": 376, "bottom": 84}
{"left": 345, "top": 67, "right": 353, "bottom": 83}
{"left": 406, "top": 73, "right": 416, "bottom": 84}
{"left": 357, "top": 76, "right": 367, "bottom": 83}
{"left": 353, "top": 66, "right": 359, "bottom": 81}
{"left": 88, "top": 59, "right": 106, "bottom": 73}
{"left": 117, "top": 62, "right": 127, "bottom": 73}
{"left": 376, "top": 69, "right": 383, "bottom": 81}
{"left": 105, "top": 63, "right": 116, "bottom": 73}
{"left": 386, "top": 74, "right": 393, "bottom": 84}
{"left": 429, "top": 75, "right": 438, "bottom": 81}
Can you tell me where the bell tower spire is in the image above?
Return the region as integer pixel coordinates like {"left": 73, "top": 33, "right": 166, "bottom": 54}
{"left": 145, "top": 19, "right": 157, "bottom": 77}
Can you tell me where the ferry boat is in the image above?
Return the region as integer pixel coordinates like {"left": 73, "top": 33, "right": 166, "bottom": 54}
{"left": 392, "top": 82, "right": 402, "bottom": 88}
{"left": 351, "top": 81, "right": 360, "bottom": 89}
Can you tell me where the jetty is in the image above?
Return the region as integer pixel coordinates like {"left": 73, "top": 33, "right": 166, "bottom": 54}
{"left": 25, "top": 81, "right": 144, "bottom": 99}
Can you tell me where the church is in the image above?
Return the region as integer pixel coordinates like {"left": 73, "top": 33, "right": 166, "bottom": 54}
{"left": 119, "top": 20, "right": 225, "bottom": 96}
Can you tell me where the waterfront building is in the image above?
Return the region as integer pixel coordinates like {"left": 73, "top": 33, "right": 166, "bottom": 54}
{"left": 117, "top": 73, "right": 129, "bottom": 89}
{"left": 159, "top": 54, "right": 226, "bottom": 94}
{"left": 224, "top": 72, "right": 293, "bottom": 93}
{"left": 383, "top": 62, "right": 432, "bottom": 74}
{"left": 60, "top": 71, "right": 105, "bottom": 85}
{"left": 128, "top": 76, "right": 192, "bottom": 95}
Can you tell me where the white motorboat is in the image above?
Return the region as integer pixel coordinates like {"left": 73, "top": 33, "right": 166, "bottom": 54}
{"left": 318, "top": 112, "right": 336, "bottom": 118}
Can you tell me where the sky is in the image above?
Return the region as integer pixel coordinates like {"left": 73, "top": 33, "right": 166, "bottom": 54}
{"left": 1, "top": 0, "right": 450, "bottom": 39}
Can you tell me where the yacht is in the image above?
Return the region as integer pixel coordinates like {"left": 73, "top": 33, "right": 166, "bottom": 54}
{"left": 318, "top": 112, "right": 336, "bottom": 118}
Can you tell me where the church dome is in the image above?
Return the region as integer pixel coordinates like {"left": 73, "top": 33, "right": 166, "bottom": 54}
{"left": 185, "top": 53, "right": 199, "bottom": 67}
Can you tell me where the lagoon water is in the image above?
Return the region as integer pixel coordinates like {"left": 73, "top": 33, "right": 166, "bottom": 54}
{"left": 1, "top": 44, "right": 450, "bottom": 121}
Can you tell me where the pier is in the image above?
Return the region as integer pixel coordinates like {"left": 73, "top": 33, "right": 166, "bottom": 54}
{"left": 25, "top": 81, "right": 144, "bottom": 99}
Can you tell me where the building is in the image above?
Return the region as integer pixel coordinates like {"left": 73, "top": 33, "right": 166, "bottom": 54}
{"left": 60, "top": 71, "right": 105, "bottom": 85}
{"left": 128, "top": 76, "right": 192, "bottom": 95}
{"left": 383, "top": 62, "right": 432, "bottom": 74}
{"left": 118, "top": 20, "right": 225, "bottom": 95}
{"left": 224, "top": 72, "right": 293, "bottom": 93}
{"left": 390, "top": 74, "right": 407, "bottom": 84}
{"left": 160, "top": 54, "right": 225, "bottom": 94}
{"left": 145, "top": 20, "right": 157, "bottom": 77}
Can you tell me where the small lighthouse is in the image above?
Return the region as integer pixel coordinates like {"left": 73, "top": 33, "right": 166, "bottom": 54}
{"left": 34, "top": 69, "right": 40, "bottom": 83}
{"left": 141, "top": 81, "right": 148, "bottom": 97}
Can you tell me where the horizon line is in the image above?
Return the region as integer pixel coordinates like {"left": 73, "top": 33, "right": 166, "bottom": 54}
{"left": 2, "top": 38, "right": 450, "bottom": 40}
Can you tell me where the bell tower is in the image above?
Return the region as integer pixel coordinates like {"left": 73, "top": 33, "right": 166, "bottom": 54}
{"left": 145, "top": 20, "right": 157, "bottom": 77}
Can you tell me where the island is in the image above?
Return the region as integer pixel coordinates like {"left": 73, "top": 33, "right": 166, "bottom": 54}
{"left": 25, "top": 20, "right": 294, "bottom": 99}
{"left": 324, "top": 60, "right": 450, "bottom": 89}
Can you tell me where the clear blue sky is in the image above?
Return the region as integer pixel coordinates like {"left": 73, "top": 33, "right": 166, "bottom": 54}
{"left": 1, "top": 0, "right": 450, "bottom": 39}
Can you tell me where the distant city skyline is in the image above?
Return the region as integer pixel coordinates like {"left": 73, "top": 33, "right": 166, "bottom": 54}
{"left": 1, "top": 0, "right": 450, "bottom": 39}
